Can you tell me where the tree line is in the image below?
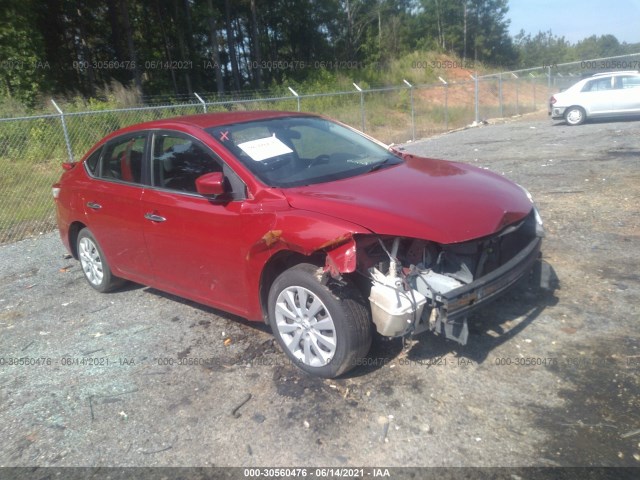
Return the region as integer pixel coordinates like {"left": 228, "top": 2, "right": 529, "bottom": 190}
{"left": 1, "top": 0, "right": 637, "bottom": 105}
{"left": 513, "top": 30, "right": 638, "bottom": 69}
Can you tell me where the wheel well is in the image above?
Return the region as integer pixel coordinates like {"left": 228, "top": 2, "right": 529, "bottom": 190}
{"left": 68, "top": 221, "right": 87, "bottom": 259}
{"left": 259, "top": 250, "right": 323, "bottom": 323}
{"left": 566, "top": 105, "right": 586, "bottom": 115}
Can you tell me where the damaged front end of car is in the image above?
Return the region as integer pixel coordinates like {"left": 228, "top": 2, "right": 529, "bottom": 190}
{"left": 326, "top": 207, "right": 544, "bottom": 345}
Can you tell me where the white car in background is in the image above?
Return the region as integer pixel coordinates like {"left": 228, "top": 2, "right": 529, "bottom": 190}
{"left": 549, "top": 71, "right": 640, "bottom": 125}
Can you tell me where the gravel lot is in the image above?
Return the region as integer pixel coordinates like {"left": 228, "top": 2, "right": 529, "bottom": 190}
{"left": 1, "top": 113, "right": 639, "bottom": 470}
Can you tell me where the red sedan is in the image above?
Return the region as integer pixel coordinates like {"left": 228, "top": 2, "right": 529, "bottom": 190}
{"left": 53, "top": 111, "right": 544, "bottom": 377}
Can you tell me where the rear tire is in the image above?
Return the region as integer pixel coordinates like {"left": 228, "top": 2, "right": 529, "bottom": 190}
{"left": 564, "top": 106, "right": 586, "bottom": 126}
{"left": 268, "top": 263, "right": 372, "bottom": 378}
{"left": 77, "top": 228, "right": 125, "bottom": 293}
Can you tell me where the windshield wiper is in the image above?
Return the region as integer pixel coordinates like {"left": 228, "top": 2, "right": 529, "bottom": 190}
{"left": 366, "top": 157, "right": 401, "bottom": 173}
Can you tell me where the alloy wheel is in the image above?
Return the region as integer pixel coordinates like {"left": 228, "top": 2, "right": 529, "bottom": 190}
{"left": 274, "top": 286, "right": 337, "bottom": 367}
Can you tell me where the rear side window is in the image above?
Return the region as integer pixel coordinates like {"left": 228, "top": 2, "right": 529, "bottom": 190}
{"left": 84, "top": 146, "right": 103, "bottom": 176}
{"left": 582, "top": 77, "right": 612, "bottom": 92}
{"left": 100, "top": 134, "right": 147, "bottom": 184}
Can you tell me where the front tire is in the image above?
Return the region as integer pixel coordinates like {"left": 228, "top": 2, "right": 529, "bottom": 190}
{"left": 268, "top": 264, "right": 372, "bottom": 378}
{"left": 77, "top": 228, "right": 124, "bottom": 293}
{"left": 564, "top": 106, "right": 586, "bottom": 126}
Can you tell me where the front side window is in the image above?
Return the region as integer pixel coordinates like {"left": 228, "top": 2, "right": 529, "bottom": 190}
{"left": 151, "top": 133, "right": 223, "bottom": 193}
{"left": 100, "top": 134, "right": 146, "bottom": 183}
{"left": 619, "top": 76, "right": 640, "bottom": 89}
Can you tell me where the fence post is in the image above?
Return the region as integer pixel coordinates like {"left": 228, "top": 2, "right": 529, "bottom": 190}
{"left": 512, "top": 73, "right": 519, "bottom": 115}
{"left": 438, "top": 77, "right": 448, "bottom": 131}
{"left": 51, "top": 99, "right": 74, "bottom": 162}
{"left": 194, "top": 92, "right": 207, "bottom": 113}
{"left": 498, "top": 73, "right": 503, "bottom": 118}
{"left": 353, "top": 83, "right": 365, "bottom": 132}
{"left": 530, "top": 73, "right": 537, "bottom": 110}
{"left": 472, "top": 72, "right": 479, "bottom": 124}
{"left": 288, "top": 87, "right": 300, "bottom": 112}
{"left": 403, "top": 79, "right": 415, "bottom": 141}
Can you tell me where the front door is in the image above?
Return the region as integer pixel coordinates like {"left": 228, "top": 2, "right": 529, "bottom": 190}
{"left": 140, "top": 131, "right": 250, "bottom": 313}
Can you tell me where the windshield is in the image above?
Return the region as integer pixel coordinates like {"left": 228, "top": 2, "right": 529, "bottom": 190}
{"left": 206, "top": 116, "right": 402, "bottom": 188}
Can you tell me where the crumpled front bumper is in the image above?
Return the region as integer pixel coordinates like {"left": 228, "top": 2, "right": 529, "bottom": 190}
{"left": 445, "top": 235, "right": 542, "bottom": 318}
{"left": 366, "top": 205, "right": 544, "bottom": 343}
{"left": 433, "top": 235, "right": 543, "bottom": 341}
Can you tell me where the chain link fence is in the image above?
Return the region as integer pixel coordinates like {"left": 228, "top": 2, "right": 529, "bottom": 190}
{"left": 1, "top": 52, "right": 639, "bottom": 244}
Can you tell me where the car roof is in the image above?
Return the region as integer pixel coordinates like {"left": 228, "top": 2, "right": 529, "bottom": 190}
{"left": 117, "top": 110, "right": 316, "bottom": 133}
{"left": 591, "top": 70, "right": 639, "bottom": 77}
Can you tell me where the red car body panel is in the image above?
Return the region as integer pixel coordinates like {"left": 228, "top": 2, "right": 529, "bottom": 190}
{"left": 54, "top": 111, "right": 535, "bottom": 325}
{"left": 83, "top": 182, "right": 153, "bottom": 283}
{"left": 283, "top": 157, "right": 532, "bottom": 245}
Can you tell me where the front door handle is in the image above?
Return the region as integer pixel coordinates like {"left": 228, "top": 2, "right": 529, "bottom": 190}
{"left": 144, "top": 212, "right": 166, "bottom": 223}
{"left": 86, "top": 202, "right": 102, "bottom": 210}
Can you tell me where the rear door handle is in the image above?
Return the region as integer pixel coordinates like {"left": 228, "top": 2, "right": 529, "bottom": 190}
{"left": 144, "top": 212, "right": 166, "bottom": 223}
{"left": 86, "top": 202, "right": 102, "bottom": 210}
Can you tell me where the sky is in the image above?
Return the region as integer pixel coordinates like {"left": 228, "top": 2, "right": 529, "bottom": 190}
{"left": 507, "top": 0, "right": 640, "bottom": 44}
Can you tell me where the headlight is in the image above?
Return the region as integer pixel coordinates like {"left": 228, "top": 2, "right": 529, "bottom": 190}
{"left": 517, "top": 184, "right": 544, "bottom": 236}
{"left": 534, "top": 206, "right": 543, "bottom": 226}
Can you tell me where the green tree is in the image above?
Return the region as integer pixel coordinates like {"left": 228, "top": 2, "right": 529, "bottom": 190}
{"left": 575, "top": 34, "right": 622, "bottom": 59}
{"left": 416, "top": 0, "right": 515, "bottom": 67}
{"left": 0, "top": 0, "right": 45, "bottom": 104}
{"left": 466, "top": 0, "right": 515, "bottom": 66}
{"left": 513, "top": 30, "right": 573, "bottom": 68}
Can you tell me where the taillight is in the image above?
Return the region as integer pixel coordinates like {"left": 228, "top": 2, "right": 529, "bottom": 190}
{"left": 52, "top": 184, "right": 61, "bottom": 199}
{"left": 550, "top": 96, "right": 557, "bottom": 105}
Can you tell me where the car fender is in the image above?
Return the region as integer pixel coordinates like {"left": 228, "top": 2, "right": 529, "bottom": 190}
{"left": 245, "top": 207, "right": 370, "bottom": 256}
{"left": 243, "top": 208, "right": 372, "bottom": 321}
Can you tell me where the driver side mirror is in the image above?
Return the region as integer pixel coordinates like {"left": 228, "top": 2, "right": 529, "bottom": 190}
{"left": 196, "top": 171, "right": 226, "bottom": 197}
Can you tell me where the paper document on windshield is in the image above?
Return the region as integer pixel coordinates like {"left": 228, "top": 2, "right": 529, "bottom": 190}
{"left": 237, "top": 134, "right": 293, "bottom": 161}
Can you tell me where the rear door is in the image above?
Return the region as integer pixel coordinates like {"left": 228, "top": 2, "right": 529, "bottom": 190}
{"left": 140, "top": 131, "right": 251, "bottom": 313}
{"left": 611, "top": 75, "right": 640, "bottom": 113}
{"left": 82, "top": 132, "right": 154, "bottom": 283}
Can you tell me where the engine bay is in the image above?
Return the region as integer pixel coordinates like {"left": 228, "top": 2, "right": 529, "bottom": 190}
{"left": 355, "top": 208, "right": 543, "bottom": 343}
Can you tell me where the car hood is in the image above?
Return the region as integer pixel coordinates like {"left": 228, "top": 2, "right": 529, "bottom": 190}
{"left": 282, "top": 156, "right": 533, "bottom": 244}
